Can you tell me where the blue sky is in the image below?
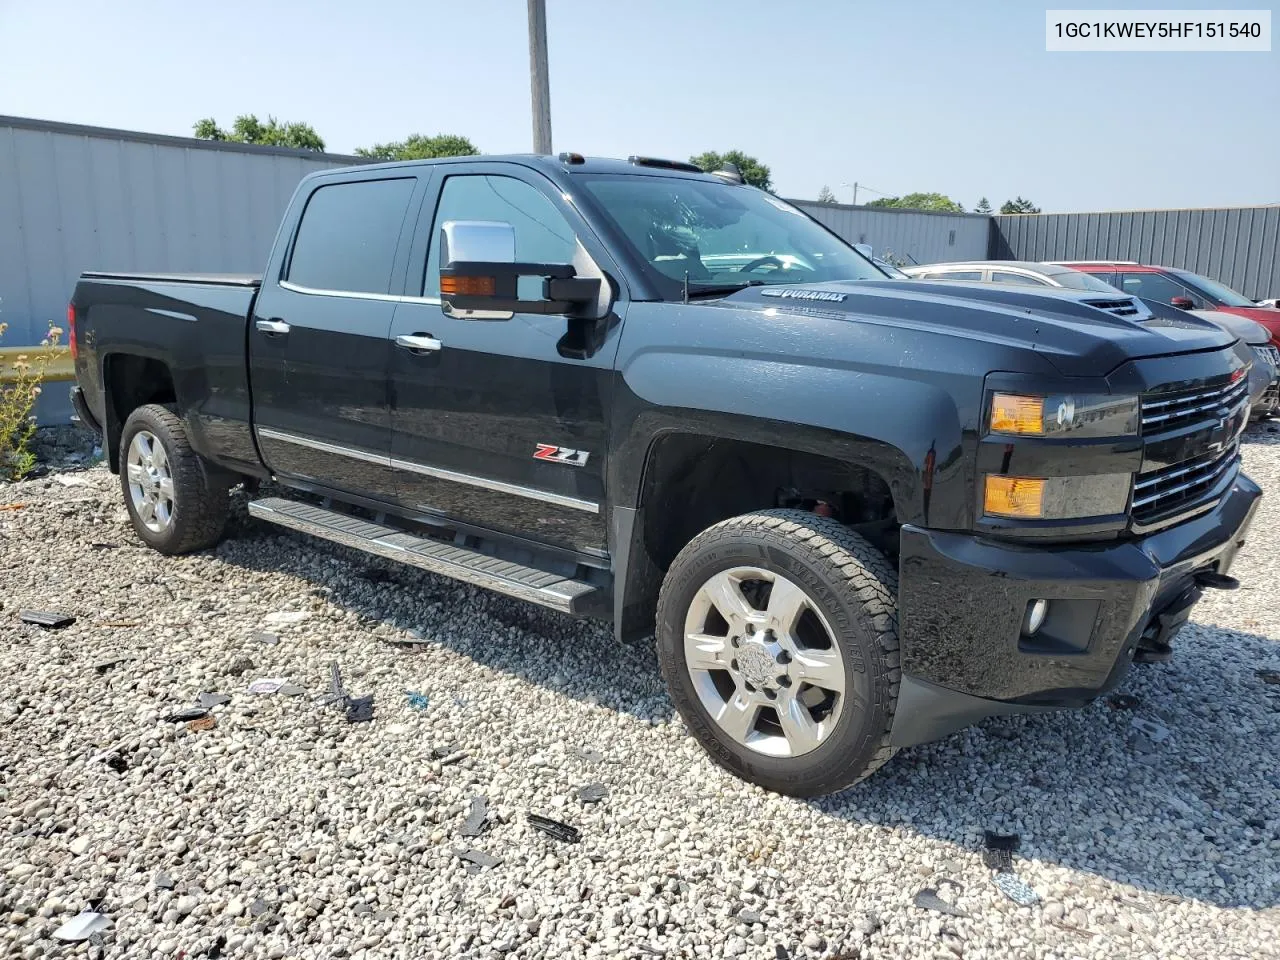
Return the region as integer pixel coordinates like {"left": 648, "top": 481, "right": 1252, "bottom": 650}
{"left": 1, "top": 0, "right": 1276, "bottom": 211}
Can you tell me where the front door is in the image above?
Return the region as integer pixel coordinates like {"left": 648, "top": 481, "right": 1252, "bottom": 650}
{"left": 388, "top": 167, "right": 624, "bottom": 556}
{"left": 249, "top": 175, "right": 419, "bottom": 502}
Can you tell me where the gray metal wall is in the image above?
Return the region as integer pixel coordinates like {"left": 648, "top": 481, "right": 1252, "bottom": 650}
{"left": 790, "top": 200, "right": 990, "bottom": 265}
{"left": 991, "top": 207, "right": 1280, "bottom": 301}
{"left": 0, "top": 116, "right": 362, "bottom": 349}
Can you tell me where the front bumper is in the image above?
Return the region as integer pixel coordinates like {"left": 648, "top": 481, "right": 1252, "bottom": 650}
{"left": 890, "top": 472, "right": 1261, "bottom": 748}
{"left": 1253, "top": 377, "right": 1280, "bottom": 418}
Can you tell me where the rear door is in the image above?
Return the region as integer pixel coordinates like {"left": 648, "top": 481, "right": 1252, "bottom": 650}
{"left": 386, "top": 165, "right": 625, "bottom": 556}
{"left": 250, "top": 173, "right": 422, "bottom": 501}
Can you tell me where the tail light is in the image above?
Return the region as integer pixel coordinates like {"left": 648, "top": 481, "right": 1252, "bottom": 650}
{"left": 67, "top": 303, "right": 77, "bottom": 361}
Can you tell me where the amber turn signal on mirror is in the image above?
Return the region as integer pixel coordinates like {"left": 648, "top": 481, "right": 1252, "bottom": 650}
{"left": 440, "top": 275, "right": 496, "bottom": 296}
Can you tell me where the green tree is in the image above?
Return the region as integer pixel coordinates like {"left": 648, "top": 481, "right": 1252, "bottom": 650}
{"left": 354, "top": 133, "right": 480, "bottom": 161}
{"left": 193, "top": 115, "right": 325, "bottom": 151}
{"left": 1000, "top": 196, "right": 1041, "bottom": 214}
{"left": 816, "top": 185, "right": 838, "bottom": 203}
{"left": 866, "top": 192, "right": 965, "bottom": 213}
{"left": 974, "top": 197, "right": 993, "bottom": 214}
{"left": 689, "top": 150, "right": 773, "bottom": 191}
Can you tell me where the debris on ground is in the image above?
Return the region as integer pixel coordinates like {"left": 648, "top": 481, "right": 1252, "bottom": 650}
{"left": 432, "top": 742, "right": 459, "bottom": 760}
{"left": 263, "top": 610, "right": 310, "bottom": 626}
{"left": 104, "top": 754, "right": 128, "bottom": 773}
{"left": 251, "top": 631, "right": 280, "bottom": 646}
{"left": 345, "top": 694, "right": 373, "bottom": 723}
{"left": 166, "top": 707, "right": 209, "bottom": 723}
{"left": 315, "top": 662, "right": 374, "bottom": 721}
{"left": 197, "top": 692, "right": 232, "bottom": 709}
{"left": 0, "top": 502, "right": 27, "bottom": 511}
{"left": 52, "top": 911, "right": 112, "bottom": 941}
{"left": 93, "top": 656, "right": 131, "bottom": 673}
{"left": 225, "top": 655, "right": 255, "bottom": 677}
{"left": 575, "top": 747, "right": 604, "bottom": 764}
{"left": 982, "top": 831, "right": 1020, "bottom": 872}
{"left": 913, "top": 881, "right": 968, "bottom": 918}
{"left": 576, "top": 783, "right": 609, "bottom": 804}
{"left": 19, "top": 609, "right": 75, "bottom": 629}
{"left": 187, "top": 714, "right": 217, "bottom": 732}
{"left": 1107, "top": 693, "right": 1142, "bottom": 710}
{"left": 1130, "top": 716, "right": 1171, "bottom": 742}
{"left": 247, "top": 678, "right": 287, "bottom": 695}
{"left": 527, "top": 813, "right": 581, "bottom": 844}
{"left": 405, "top": 690, "right": 430, "bottom": 710}
{"left": 1257, "top": 668, "right": 1280, "bottom": 685}
{"left": 154, "top": 871, "right": 175, "bottom": 890}
{"left": 992, "top": 872, "right": 1041, "bottom": 906}
{"left": 460, "top": 796, "right": 488, "bottom": 837}
{"left": 278, "top": 683, "right": 306, "bottom": 697}
{"left": 455, "top": 847, "right": 502, "bottom": 870}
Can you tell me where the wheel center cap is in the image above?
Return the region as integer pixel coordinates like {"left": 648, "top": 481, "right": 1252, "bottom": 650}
{"left": 738, "top": 642, "right": 779, "bottom": 689}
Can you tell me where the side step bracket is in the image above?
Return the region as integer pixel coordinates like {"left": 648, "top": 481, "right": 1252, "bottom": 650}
{"left": 247, "top": 497, "right": 598, "bottom": 615}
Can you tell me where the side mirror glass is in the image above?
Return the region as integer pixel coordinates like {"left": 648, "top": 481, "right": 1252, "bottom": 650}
{"left": 1170, "top": 296, "right": 1195, "bottom": 310}
{"left": 438, "top": 219, "right": 603, "bottom": 321}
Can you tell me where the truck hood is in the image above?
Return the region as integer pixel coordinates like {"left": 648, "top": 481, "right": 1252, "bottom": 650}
{"left": 714, "top": 279, "right": 1235, "bottom": 377}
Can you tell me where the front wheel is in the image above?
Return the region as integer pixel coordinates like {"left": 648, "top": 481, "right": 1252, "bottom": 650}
{"left": 656, "top": 509, "right": 901, "bottom": 796}
{"left": 119, "top": 404, "right": 229, "bottom": 555}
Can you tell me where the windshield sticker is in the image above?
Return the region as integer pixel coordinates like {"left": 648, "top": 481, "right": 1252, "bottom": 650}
{"left": 760, "top": 288, "right": 848, "bottom": 303}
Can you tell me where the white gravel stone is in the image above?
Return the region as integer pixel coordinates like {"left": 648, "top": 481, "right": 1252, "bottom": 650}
{"left": 2, "top": 426, "right": 1279, "bottom": 960}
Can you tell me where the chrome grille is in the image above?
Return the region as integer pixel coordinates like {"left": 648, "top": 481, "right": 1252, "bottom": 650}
{"left": 1140, "top": 376, "right": 1250, "bottom": 432}
{"left": 1132, "top": 443, "right": 1239, "bottom": 528}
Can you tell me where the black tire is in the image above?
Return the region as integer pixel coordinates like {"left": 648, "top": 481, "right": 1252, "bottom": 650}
{"left": 118, "top": 404, "right": 229, "bottom": 555}
{"left": 656, "top": 509, "right": 900, "bottom": 797}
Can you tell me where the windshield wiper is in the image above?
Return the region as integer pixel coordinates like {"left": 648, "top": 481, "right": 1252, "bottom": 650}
{"left": 683, "top": 279, "right": 766, "bottom": 301}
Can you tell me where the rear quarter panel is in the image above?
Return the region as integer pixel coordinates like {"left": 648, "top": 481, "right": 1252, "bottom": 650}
{"left": 73, "top": 277, "right": 260, "bottom": 472}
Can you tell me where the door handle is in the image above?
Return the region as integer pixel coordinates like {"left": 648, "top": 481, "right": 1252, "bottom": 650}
{"left": 255, "top": 319, "right": 291, "bottom": 335}
{"left": 395, "top": 333, "right": 442, "bottom": 353}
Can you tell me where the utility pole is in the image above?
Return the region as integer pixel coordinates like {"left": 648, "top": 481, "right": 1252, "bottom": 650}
{"left": 527, "top": 0, "right": 553, "bottom": 154}
{"left": 841, "top": 182, "right": 859, "bottom": 205}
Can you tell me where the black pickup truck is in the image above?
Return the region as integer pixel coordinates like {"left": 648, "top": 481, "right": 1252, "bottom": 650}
{"left": 69, "top": 154, "right": 1260, "bottom": 796}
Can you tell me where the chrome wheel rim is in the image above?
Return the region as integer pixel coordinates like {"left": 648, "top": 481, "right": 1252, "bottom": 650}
{"left": 683, "top": 566, "right": 846, "bottom": 758}
{"left": 126, "top": 430, "right": 175, "bottom": 533}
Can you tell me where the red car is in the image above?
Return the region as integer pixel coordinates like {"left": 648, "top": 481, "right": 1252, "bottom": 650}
{"left": 1056, "top": 261, "right": 1280, "bottom": 346}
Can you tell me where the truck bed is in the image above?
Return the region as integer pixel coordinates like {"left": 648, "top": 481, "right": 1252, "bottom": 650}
{"left": 71, "top": 271, "right": 263, "bottom": 476}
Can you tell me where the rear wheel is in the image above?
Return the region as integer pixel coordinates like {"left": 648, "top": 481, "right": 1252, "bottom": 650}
{"left": 119, "top": 404, "right": 229, "bottom": 554}
{"left": 656, "top": 509, "right": 900, "bottom": 796}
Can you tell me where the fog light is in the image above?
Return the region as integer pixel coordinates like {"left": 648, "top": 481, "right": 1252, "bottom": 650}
{"left": 1023, "top": 599, "right": 1049, "bottom": 635}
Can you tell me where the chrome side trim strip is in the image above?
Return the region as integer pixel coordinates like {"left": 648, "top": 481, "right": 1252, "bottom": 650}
{"left": 255, "top": 427, "right": 600, "bottom": 514}
{"left": 389, "top": 457, "right": 599, "bottom": 514}
{"left": 278, "top": 279, "right": 441, "bottom": 306}
{"left": 256, "top": 427, "right": 389, "bottom": 466}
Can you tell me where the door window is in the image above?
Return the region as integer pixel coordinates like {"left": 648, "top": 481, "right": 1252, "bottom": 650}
{"left": 1119, "top": 271, "right": 1202, "bottom": 306}
{"left": 423, "top": 175, "right": 577, "bottom": 298}
{"left": 927, "top": 270, "right": 983, "bottom": 281}
{"left": 286, "top": 178, "right": 415, "bottom": 294}
{"left": 990, "top": 271, "right": 1050, "bottom": 286}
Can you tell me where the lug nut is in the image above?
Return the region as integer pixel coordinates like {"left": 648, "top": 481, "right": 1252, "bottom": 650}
{"left": 730, "top": 659, "right": 739, "bottom": 672}
{"left": 763, "top": 688, "right": 777, "bottom": 700}
{"left": 730, "top": 636, "right": 740, "bottom": 648}
{"left": 777, "top": 675, "right": 792, "bottom": 688}
{"left": 777, "top": 650, "right": 792, "bottom": 665}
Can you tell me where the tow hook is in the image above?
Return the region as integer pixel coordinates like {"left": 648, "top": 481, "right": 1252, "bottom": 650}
{"left": 1194, "top": 571, "right": 1239, "bottom": 590}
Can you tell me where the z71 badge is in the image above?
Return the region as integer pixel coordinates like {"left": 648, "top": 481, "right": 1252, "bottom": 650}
{"left": 533, "top": 444, "right": 590, "bottom": 467}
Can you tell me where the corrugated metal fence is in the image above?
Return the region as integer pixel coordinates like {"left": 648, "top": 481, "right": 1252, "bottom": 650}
{"left": 0, "top": 116, "right": 361, "bottom": 348}
{"left": 991, "top": 207, "right": 1280, "bottom": 301}
{"left": 790, "top": 200, "right": 989, "bottom": 266}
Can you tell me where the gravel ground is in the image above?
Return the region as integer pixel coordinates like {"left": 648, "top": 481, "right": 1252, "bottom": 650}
{"left": 2, "top": 425, "right": 1279, "bottom": 960}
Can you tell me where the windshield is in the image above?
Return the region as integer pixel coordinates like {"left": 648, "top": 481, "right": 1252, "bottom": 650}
{"left": 577, "top": 174, "right": 885, "bottom": 299}
{"left": 1049, "top": 269, "right": 1124, "bottom": 293}
{"left": 1169, "top": 269, "right": 1256, "bottom": 307}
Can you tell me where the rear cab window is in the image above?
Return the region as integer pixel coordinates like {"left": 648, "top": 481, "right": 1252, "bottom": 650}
{"left": 990, "top": 271, "right": 1049, "bottom": 286}
{"left": 286, "top": 178, "right": 416, "bottom": 294}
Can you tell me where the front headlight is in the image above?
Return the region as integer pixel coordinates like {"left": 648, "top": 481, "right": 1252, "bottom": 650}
{"left": 989, "top": 392, "right": 1140, "bottom": 438}
{"left": 984, "top": 473, "right": 1132, "bottom": 520}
